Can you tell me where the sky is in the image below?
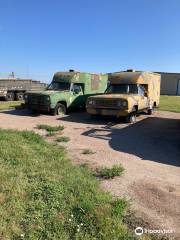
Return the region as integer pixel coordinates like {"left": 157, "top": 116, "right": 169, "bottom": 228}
{"left": 0, "top": 0, "right": 180, "bottom": 83}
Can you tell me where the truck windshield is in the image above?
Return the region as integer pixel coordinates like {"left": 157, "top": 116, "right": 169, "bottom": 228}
{"left": 105, "top": 84, "right": 138, "bottom": 94}
{"left": 47, "top": 82, "right": 70, "bottom": 91}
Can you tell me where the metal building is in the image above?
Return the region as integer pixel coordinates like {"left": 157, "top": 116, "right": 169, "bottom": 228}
{"left": 156, "top": 72, "right": 180, "bottom": 96}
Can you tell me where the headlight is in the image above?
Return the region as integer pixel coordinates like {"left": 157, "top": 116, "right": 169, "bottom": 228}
{"left": 88, "top": 100, "right": 95, "bottom": 105}
{"left": 117, "top": 100, "right": 128, "bottom": 107}
{"left": 122, "top": 100, "right": 128, "bottom": 107}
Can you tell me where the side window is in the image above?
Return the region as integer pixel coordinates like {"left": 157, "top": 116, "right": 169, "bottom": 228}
{"left": 138, "top": 85, "right": 145, "bottom": 96}
{"left": 71, "top": 84, "right": 82, "bottom": 93}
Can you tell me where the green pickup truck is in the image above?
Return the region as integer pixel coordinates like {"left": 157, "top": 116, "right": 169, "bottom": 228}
{"left": 25, "top": 70, "right": 108, "bottom": 115}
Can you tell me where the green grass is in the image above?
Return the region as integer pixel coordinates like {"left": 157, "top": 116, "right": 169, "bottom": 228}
{"left": 46, "top": 132, "right": 57, "bottom": 137}
{"left": 82, "top": 149, "right": 96, "bottom": 155}
{"left": 56, "top": 136, "right": 70, "bottom": 143}
{"left": 37, "top": 124, "right": 64, "bottom": 132}
{"left": 95, "top": 165, "right": 124, "bottom": 179}
{"left": 158, "top": 95, "right": 180, "bottom": 113}
{"left": 0, "top": 129, "right": 134, "bottom": 240}
{"left": 0, "top": 101, "right": 23, "bottom": 110}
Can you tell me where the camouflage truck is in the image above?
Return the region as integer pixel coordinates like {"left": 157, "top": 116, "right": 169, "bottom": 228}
{"left": 86, "top": 70, "right": 161, "bottom": 123}
{"left": 25, "top": 70, "right": 108, "bottom": 115}
{"left": 0, "top": 78, "right": 47, "bottom": 101}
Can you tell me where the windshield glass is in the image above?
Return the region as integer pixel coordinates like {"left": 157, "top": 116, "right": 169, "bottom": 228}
{"left": 105, "top": 84, "right": 138, "bottom": 94}
{"left": 47, "top": 82, "right": 70, "bottom": 91}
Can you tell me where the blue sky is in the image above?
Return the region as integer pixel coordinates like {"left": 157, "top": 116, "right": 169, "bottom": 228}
{"left": 0, "top": 0, "right": 180, "bottom": 83}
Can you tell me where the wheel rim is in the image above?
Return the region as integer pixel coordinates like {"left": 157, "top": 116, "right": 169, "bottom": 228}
{"left": 57, "top": 106, "right": 65, "bottom": 115}
{"left": 131, "top": 115, "right": 136, "bottom": 123}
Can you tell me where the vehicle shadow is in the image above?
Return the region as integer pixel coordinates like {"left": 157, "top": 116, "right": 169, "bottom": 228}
{"left": 0, "top": 109, "right": 41, "bottom": 117}
{"left": 82, "top": 117, "right": 180, "bottom": 167}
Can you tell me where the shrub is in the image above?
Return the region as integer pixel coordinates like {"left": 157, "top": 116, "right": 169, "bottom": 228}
{"left": 82, "top": 149, "right": 96, "bottom": 155}
{"left": 56, "top": 136, "right": 70, "bottom": 142}
{"left": 95, "top": 165, "right": 124, "bottom": 179}
{"left": 37, "top": 124, "right": 64, "bottom": 132}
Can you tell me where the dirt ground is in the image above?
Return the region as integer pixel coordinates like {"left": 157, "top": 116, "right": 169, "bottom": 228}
{"left": 0, "top": 109, "right": 180, "bottom": 239}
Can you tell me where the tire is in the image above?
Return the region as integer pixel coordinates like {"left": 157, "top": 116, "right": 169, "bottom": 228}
{"left": 147, "top": 108, "right": 154, "bottom": 115}
{"left": 126, "top": 113, "right": 136, "bottom": 123}
{"left": 16, "top": 92, "right": 24, "bottom": 101}
{"left": 52, "top": 103, "right": 67, "bottom": 116}
{"left": 5, "top": 92, "right": 15, "bottom": 101}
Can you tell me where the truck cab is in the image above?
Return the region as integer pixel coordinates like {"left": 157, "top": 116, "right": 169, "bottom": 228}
{"left": 25, "top": 70, "right": 108, "bottom": 115}
{"left": 86, "top": 70, "right": 161, "bottom": 123}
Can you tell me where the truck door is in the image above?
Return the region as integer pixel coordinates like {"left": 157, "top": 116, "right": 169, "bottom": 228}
{"left": 138, "top": 85, "right": 148, "bottom": 109}
{"left": 70, "top": 84, "right": 84, "bottom": 107}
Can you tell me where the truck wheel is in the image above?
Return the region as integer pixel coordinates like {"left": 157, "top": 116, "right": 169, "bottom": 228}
{"left": 147, "top": 108, "right": 154, "bottom": 115}
{"left": 126, "top": 113, "right": 136, "bottom": 123}
{"left": 5, "top": 92, "right": 15, "bottom": 101}
{"left": 16, "top": 92, "right": 24, "bottom": 101}
{"left": 53, "top": 103, "right": 67, "bottom": 115}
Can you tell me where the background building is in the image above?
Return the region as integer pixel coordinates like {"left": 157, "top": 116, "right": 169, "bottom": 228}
{"left": 156, "top": 72, "right": 180, "bottom": 95}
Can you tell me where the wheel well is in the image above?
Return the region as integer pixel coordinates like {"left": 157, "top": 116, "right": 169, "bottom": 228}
{"left": 134, "top": 105, "right": 138, "bottom": 112}
{"left": 57, "top": 101, "right": 67, "bottom": 108}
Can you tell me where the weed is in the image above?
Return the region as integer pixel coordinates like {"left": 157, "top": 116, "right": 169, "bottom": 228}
{"left": 46, "top": 132, "right": 57, "bottom": 137}
{"left": 37, "top": 124, "right": 64, "bottom": 132}
{"left": 95, "top": 165, "right": 124, "bottom": 179}
{"left": 56, "top": 136, "right": 70, "bottom": 142}
{"left": 82, "top": 149, "right": 96, "bottom": 155}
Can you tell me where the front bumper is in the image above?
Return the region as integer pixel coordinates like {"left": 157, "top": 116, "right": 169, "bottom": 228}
{"left": 27, "top": 104, "right": 51, "bottom": 112}
{"left": 87, "top": 107, "right": 130, "bottom": 117}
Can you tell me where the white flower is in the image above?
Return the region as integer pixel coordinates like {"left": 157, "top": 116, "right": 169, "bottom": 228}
{"left": 80, "top": 223, "right": 83, "bottom": 226}
{"left": 71, "top": 214, "right": 74, "bottom": 218}
{"left": 69, "top": 218, "right": 72, "bottom": 222}
{"left": 77, "top": 228, "right": 80, "bottom": 232}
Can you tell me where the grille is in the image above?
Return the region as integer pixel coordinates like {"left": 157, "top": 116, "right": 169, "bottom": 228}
{"left": 95, "top": 99, "right": 119, "bottom": 107}
{"left": 29, "top": 95, "right": 46, "bottom": 105}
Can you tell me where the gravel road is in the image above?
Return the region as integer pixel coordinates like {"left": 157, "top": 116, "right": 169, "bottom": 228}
{"left": 0, "top": 109, "right": 180, "bottom": 239}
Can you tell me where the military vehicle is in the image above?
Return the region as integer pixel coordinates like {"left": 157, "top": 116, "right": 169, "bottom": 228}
{"left": 25, "top": 70, "right": 108, "bottom": 115}
{"left": 0, "top": 78, "right": 47, "bottom": 101}
{"left": 86, "top": 70, "right": 161, "bottom": 123}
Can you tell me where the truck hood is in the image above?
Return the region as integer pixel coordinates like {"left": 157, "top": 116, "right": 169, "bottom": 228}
{"left": 90, "top": 94, "right": 139, "bottom": 100}
{"left": 27, "top": 90, "right": 68, "bottom": 96}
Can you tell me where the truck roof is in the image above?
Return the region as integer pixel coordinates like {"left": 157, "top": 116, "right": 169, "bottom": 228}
{"left": 108, "top": 71, "right": 161, "bottom": 84}
{"left": 53, "top": 71, "right": 107, "bottom": 83}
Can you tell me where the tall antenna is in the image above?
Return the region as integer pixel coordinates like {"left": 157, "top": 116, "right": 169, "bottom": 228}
{"left": 9, "top": 71, "right": 15, "bottom": 78}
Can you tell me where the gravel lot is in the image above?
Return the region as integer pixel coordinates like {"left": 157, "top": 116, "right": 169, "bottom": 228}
{"left": 0, "top": 109, "right": 180, "bottom": 239}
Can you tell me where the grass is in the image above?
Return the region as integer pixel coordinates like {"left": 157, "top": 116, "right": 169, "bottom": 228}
{"left": 46, "top": 132, "right": 57, "bottom": 137}
{"left": 37, "top": 124, "right": 64, "bottom": 132}
{"left": 0, "top": 129, "right": 134, "bottom": 240}
{"left": 95, "top": 165, "right": 124, "bottom": 179}
{"left": 82, "top": 149, "right": 96, "bottom": 155}
{"left": 56, "top": 136, "right": 70, "bottom": 142}
{"left": 158, "top": 95, "right": 180, "bottom": 113}
{"left": 0, "top": 101, "right": 23, "bottom": 110}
